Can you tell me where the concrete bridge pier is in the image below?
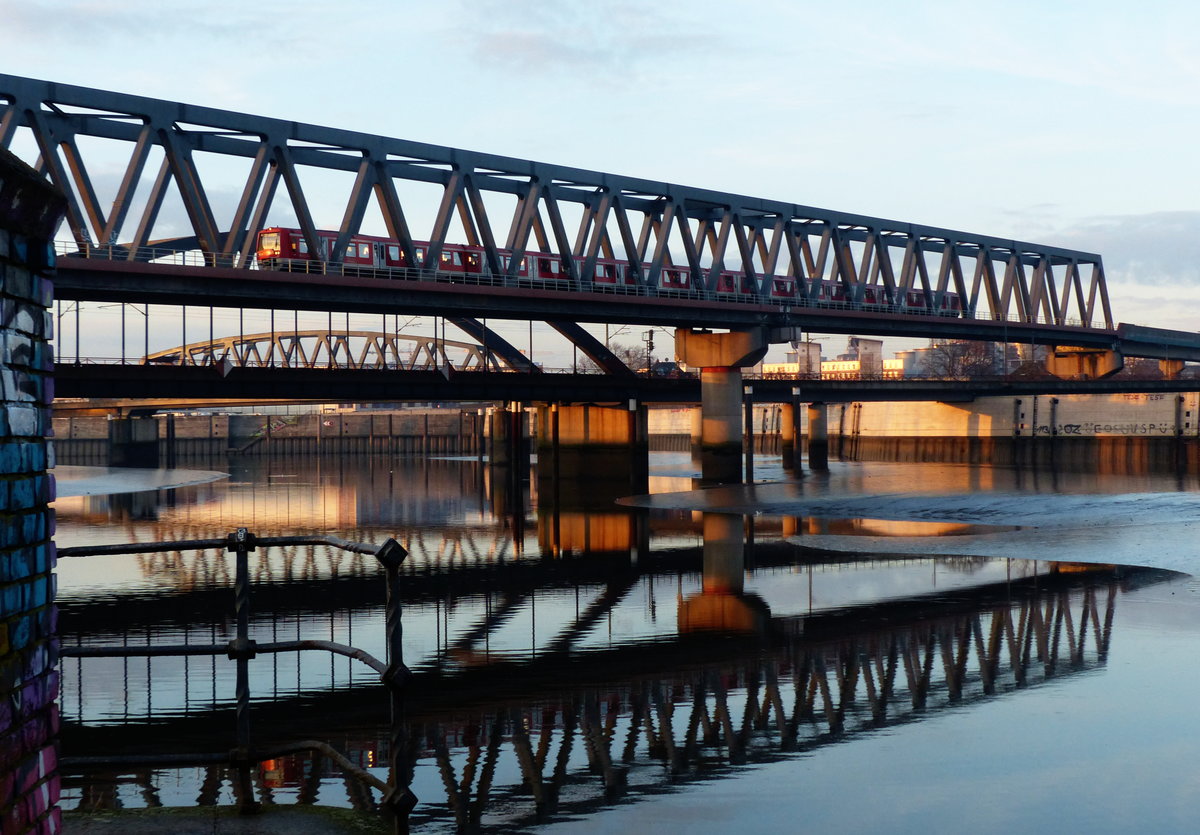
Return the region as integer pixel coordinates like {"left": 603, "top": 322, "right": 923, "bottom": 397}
{"left": 108, "top": 416, "right": 160, "bottom": 467}
{"left": 535, "top": 401, "right": 649, "bottom": 499}
{"left": 807, "top": 402, "right": 829, "bottom": 471}
{"left": 780, "top": 400, "right": 805, "bottom": 473}
{"left": 1045, "top": 346, "right": 1124, "bottom": 379}
{"left": 675, "top": 329, "right": 769, "bottom": 483}
{"left": 486, "top": 402, "right": 528, "bottom": 467}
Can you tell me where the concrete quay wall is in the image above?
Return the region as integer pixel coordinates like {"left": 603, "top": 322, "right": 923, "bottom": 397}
{"left": 831, "top": 393, "right": 1200, "bottom": 470}
{"left": 51, "top": 394, "right": 1200, "bottom": 472}
{"left": 53, "top": 409, "right": 489, "bottom": 464}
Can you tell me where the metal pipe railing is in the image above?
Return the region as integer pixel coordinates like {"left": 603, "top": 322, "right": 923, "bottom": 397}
{"left": 60, "top": 528, "right": 413, "bottom": 827}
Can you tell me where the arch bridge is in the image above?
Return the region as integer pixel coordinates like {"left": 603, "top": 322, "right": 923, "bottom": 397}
{"left": 143, "top": 329, "right": 525, "bottom": 373}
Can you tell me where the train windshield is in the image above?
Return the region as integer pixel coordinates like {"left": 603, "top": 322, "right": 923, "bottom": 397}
{"left": 259, "top": 232, "right": 279, "bottom": 252}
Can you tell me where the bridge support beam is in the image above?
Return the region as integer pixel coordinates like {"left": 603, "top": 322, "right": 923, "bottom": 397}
{"left": 1045, "top": 345, "right": 1124, "bottom": 380}
{"left": 675, "top": 329, "right": 768, "bottom": 483}
{"left": 807, "top": 403, "right": 829, "bottom": 471}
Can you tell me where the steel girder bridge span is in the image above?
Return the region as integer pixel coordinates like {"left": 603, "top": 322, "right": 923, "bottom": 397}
{"left": 5, "top": 73, "right": 1200, "bottom": 366}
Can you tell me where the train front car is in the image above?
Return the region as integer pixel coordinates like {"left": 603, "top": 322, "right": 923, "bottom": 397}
{"left": 256, "top": 227, "right": 320, "bottom": 272}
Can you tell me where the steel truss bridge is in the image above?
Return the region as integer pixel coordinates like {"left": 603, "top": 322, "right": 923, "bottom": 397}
{"left": 6, "top": 73, "right": 1200, "bottom": 364}
{"left": 61, "top": 565, "right": 1142, "bottom": 827}
{"left": 142, "top": 329, "right": 526, "bottom": 373}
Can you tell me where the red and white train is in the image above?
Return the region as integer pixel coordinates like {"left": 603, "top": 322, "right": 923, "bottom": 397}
{"left": 256, "top": 226, "right": 962, "bottom": 312}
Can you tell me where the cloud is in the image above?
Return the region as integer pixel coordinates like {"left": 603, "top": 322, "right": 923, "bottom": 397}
{"left": 1050, "top": 212, "right": 1200, "bottom": 286}
{"left": 2, "top": 1, "right": 326, "bottom": 56}
{"left": 451, "top": 0, "right": 721, "bottom": 74}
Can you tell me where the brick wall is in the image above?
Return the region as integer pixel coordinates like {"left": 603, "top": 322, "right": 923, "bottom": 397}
{"left": 1, "top": 149, "right": 65, "bottom": 834}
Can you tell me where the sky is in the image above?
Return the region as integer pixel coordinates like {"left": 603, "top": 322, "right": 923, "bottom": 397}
{"left": 4, "top": 0, "right": 1199, "bottom": 365}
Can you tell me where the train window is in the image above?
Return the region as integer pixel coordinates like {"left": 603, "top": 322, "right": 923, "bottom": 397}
{"left": 387, "top": 245, "right": 400, "bottom": 261}
{"left": 415, "top": 248, "right": 425, "bottom": 263}
{"left": 452, "top": 252, "right": 463, "bottom": 266}
{"left": 441, "top": 252, "right": 453, "bottom": 264}
{"left": 296, "top": 239, "right": 308, "bottom": 254}
{"left": 539, "top": 258, "right": 554, "bottom": 274}
{"left": 259, "top": 232, "right": 279, "bottom": 252}
{"left": 466, "top": 254, "right": 479, "bottom": 268}
{"left": 358, "top": 243, "right": 371, "bottom": 258}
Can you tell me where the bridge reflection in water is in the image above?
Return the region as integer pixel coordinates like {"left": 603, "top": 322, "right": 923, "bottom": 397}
{"left": 56, "top": 494, "right": 1167, "bottom": 830}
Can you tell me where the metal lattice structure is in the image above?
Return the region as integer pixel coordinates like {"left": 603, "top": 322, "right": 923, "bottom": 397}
{"left": 1, "top": 74, "right": 1112, "bottom": 328}
{"left": 143, "top": 329, "right": 518, "bottom": 371}
{"left": 61, "top": 576, "right": 1121, "bottom": 825}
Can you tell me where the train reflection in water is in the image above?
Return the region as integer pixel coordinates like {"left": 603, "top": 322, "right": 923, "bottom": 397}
{"left": 56, "top": 493, "right": 1174, "bottom": 830}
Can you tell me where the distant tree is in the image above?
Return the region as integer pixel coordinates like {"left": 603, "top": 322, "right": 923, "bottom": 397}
{"left": 923, "top": 340, "right": 999, "bottom": 378}
{"left": 611, "top": 340, "right": 653, "bottom": 373}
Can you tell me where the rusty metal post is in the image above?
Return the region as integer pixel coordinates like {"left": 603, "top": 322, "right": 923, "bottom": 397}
{"left": 374, "top": 538, "right": 417, "bottom": 831}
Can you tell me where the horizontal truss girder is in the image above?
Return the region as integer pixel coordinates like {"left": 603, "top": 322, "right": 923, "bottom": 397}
{"left": 1, "top": 74, "right": 1114, "bottom": 329}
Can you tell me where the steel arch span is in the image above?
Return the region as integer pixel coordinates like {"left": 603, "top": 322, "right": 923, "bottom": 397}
{"left": 2, "top": 73, "right": 1112, "bottom": 329}
{"left": 143, "top": 329, "right": 523, "bottom": 372}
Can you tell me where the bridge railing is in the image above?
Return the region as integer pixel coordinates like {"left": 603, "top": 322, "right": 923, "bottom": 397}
{"left": 54, "top": 241, "right": 1097, "bottom": 327}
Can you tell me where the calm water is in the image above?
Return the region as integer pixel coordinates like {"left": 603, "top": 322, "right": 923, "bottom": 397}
{"left": 54, "top": 454, "right": 1200, "bottom": 832}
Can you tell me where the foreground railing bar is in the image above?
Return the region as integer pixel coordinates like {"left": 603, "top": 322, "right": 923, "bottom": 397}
{"left": 61, "top": 639, "right": 389, "bottom": 675}
{"left": 58, "top": 534, "right": 380, "bottom": 559}
{"left": 62, "top": 740, "right": 391, "bottom": 796}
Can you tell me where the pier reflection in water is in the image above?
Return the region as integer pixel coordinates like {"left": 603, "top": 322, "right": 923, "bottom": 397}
{"left": 53, "top": 456, "right": 1200, "bottom": 831}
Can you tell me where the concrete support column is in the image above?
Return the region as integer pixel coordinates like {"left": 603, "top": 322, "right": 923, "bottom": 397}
{"left": 699, "top": 367, "right": 744, "bottom": 482}
{"left": 535, "top": 402, "right": 649, "bottom": 500}
{"left": 780, "top": 401, "right": 805, "bottom": 473}
{"left": 164, "top": 412, "right": 177, "bottom": 469}
{"left": 1045, "top": 345, "right": 1124, "bottom": 379}
{"left": 1160, "top": 359, "right": 1184, "bottom": 379}
{"left": 807, "top": 402, "right": 829, "bottom": 471}
{"left": 109, "top": 416, "right": 159, "bottom": 467}
{"left": 676, "top": 328, "right": 768, "bottom": 483}
{"left": 487, "top": 405, "right": 513, "bottom": 465}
